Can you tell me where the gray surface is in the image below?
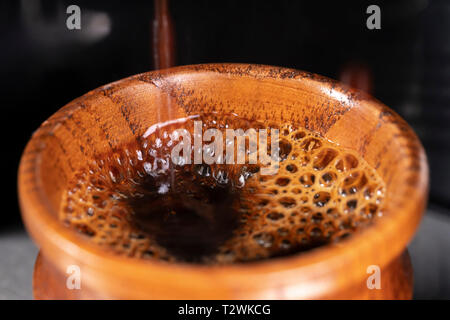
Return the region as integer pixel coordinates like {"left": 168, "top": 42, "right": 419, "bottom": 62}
{"left": 0, "top": 208, "right": 449, "bottom": 299}
{"left": 0, "top": 228, "right": 38, "bottom": 300}
{"left": 409, "top": 207, "right": 450, "bottom": 299}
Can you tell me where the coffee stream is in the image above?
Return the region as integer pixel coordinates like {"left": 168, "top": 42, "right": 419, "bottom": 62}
{"left": 60, "top": 113, "right": 385, "bottom": 264}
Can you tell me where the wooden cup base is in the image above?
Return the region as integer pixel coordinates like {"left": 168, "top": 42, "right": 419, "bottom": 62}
{"left": 33, "top": 250, "right": 413, "bottom": 300}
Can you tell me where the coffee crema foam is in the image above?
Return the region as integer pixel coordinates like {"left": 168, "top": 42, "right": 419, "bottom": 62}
{"left": 59, "top": 113, "right": 385, "bottom": 264}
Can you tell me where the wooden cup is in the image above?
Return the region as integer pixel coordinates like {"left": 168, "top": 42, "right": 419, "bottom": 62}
{"left": 18, "top": 64, "right": 428, "bottom": 299}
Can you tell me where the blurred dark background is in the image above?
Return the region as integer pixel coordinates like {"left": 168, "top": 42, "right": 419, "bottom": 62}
{"left": 1, "top": 0, "right": 450, "bottom": 299}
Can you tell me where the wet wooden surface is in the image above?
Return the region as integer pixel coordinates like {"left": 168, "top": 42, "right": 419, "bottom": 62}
{"left": 17, "top": 64, "right": 428, "bottom": 299}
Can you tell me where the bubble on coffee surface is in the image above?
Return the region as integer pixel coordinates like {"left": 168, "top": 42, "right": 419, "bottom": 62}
{"left": 59, "top": 113, "right": 385, "bottom": 264}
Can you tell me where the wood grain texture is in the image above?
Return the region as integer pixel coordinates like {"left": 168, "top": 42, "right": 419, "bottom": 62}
{"left": 18, "top": 64, "right": 428, "bottom": 299}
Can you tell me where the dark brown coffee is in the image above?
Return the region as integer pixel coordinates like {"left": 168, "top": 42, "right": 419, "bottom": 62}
{"left": 60, "top": 113, "right": 385, "bottom": 264}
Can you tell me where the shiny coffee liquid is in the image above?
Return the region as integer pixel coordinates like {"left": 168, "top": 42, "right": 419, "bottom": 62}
{"left": 60, "top": 113, "right": 385, "bottom": 264}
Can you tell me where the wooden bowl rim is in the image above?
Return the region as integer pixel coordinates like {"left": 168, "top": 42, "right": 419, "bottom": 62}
{"left": 18, "top": 63, "right": 428, "bottom": 297}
